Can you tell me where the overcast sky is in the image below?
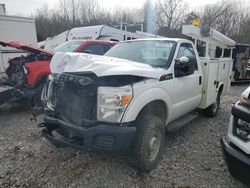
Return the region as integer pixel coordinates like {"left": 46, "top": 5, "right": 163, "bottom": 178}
{"left": 1, "top": 0, "right": 218, "bottom": 16}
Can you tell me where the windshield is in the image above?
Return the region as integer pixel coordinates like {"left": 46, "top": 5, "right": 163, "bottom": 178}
{"left": 53, "top": 41, "right": 84, "bottom": 52}
{"left": 104, "top": 40, "right": 176, "bottom": 68}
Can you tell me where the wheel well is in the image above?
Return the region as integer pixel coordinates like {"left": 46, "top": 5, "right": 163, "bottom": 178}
{"left": 218, "top": 84, "right": 224, "bottom": 95}
{"left": 137, "top": 100, "right": 167, "bottom": 122}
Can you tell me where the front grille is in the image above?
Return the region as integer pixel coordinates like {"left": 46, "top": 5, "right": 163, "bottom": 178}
{"left": 53, "top": 73, "right": 98, "bottom": 127}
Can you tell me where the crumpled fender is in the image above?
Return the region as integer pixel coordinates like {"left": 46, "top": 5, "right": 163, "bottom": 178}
{"left": 25, "top": 61, "right": 51, "bottom": 86}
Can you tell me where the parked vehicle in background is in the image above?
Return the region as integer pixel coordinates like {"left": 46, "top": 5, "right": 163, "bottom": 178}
{"left": 221, "top": 86, "right": 250, "bottom": 186}
{"left": 0, "top": 41, "right": 53, "bottom": 107}
{"left": 41, "top": 24, "right": 162, "bottom": 50}
{"left": 232, "top": 44, "right": 250, "bottom": 81}
{"left": 0, "top": 40, "right": 116, "bottom": 107}
{"left": 41, "top": 25, "right": 235, "bottom": 172}
{"left": 53, "top": 40, "right": 116, "bottom": 55}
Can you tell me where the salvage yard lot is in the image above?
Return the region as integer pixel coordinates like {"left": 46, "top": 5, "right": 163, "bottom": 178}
{"left": 0, "top": 84, "right": 248, "bottom": 188}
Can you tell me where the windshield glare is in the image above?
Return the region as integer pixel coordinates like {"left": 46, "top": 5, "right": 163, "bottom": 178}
{"left": 104, "top": 40, "right": 176, "bottom": 68}
{"left": 53, "top": 41, "right": 84, "bottom": 52}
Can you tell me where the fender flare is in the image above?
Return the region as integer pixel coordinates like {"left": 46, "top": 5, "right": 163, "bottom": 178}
{"left": 122, "top": 87, "right": 172, "bottom": 123}
{"left": 217, "top": 82, "right": 224, "bottom": 95}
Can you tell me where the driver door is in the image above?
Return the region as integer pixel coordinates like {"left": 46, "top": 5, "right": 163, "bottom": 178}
{"left": 171, "top": 42, "right": 203, "bottom": 120}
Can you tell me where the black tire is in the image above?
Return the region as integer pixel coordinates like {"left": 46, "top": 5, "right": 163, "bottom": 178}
{"left": 203, "top": 93, "right": 220, "bottom": 117}
{"left": 129, "top": 115, "right": 165, "bottom": 172}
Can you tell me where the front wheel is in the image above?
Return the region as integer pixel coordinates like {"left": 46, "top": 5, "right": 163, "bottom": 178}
{"left": 203, "top": 93, "right": 220, "bottom": 117}
{"left": 129, "top": 115, "right": 165, "bottom": 172}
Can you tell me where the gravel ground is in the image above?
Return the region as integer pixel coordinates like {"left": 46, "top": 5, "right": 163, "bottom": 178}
{"left": 0, "top": 84, "right": 249, "bottom": 188}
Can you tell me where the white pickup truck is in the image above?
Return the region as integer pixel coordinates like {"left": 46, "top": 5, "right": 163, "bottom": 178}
{"left": 40, "top": 25, "right": 236, "bottom": 171}
{"left": 221, "top": 86, "right": 250, "bottom": 186}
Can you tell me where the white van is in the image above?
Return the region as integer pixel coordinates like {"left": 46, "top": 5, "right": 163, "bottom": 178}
{"left": 43, "top": 25, "right": 162, "bottom": 50}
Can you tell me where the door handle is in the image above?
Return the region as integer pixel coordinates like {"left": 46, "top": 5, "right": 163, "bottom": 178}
{"left": 199, "top": 76, "right": 202, "bottom": 85}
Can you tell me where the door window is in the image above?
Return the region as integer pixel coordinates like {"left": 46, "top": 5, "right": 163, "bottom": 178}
{"left": 83, "top": 44, "right": 105, "bottom": 55}
{"left": 177, "top": 43, "right": 198, "bottom": 70}
{"left": 196, "top": 40, "right": 206, "bottom": 57}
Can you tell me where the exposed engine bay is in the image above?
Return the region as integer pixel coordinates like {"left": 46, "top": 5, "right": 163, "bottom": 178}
{"left": 1, "top": 53, "right": 51, "bottom": 87}
{"left": 0, "top": 41, "right": 53, "bottom": 107}
{"left": 42, "top": 72, "right": 145, "bottom": 128}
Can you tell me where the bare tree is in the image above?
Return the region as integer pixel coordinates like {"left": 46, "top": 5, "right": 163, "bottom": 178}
{"left": 199, "top": 0, "right": 250, "bottom": 42}
{"left": 155, "top": 0, "right": 187, "bottom": 29}
{"left": 80, "top": 0, "right": 99, "bottom": 24}
{"left": 35, "top": 5, "right": 51, "bottom": 41}
{"left": 111, "top": 6, "right": 143, "bottom": 24}
{"left": 59, "top": 0, "right": 80, "bottom": 27}
{"left": 234, "top": 0, "right": 250, "bottom": 38}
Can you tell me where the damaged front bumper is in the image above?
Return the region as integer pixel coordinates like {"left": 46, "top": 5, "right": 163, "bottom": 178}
{"left": 41, "top": 116, "right": 136, "bottom": 153}
{"left": 221, "top": 137, "right": 250, "bottom": 186}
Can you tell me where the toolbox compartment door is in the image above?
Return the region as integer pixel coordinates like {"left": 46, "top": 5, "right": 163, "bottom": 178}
{"left": 199, "top": 58, "right": 219, "bottom": 108}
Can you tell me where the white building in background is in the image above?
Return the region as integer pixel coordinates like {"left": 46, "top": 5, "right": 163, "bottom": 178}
{"left": 0, "top": 4, "right": 38, "bottom": 72}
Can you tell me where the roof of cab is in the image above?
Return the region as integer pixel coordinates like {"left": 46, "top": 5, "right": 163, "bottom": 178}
{"left": 123, "top": 37, "right": 192, "bottom": 43}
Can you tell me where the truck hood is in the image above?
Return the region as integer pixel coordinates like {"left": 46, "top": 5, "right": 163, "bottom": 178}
{"left": 0, "top": 41, "right": 54, "bottom": 56}
{"left": 50, "top": 52, "right": 166, "bottom": 79}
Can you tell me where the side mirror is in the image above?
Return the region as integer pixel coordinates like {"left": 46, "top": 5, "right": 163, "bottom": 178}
{"left": 179, "top": 56, "right": 189, "bottom": 63}
{"left": 175, "top": 56, "right": 194, "bottom": 77}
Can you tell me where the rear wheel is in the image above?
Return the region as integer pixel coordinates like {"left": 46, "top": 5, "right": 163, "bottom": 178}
{"left": 203, "top": 93, "right": 220, "bottom": 117}
{"left": 129, "top": 115, "right": 165, "bottom": 172}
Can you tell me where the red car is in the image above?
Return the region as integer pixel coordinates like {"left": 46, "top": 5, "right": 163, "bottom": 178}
{"left": 53, "top": 40, "right": 116, "bottom": 55}
{"left": 0, "top": 40, "right": 116, "bottom": 107}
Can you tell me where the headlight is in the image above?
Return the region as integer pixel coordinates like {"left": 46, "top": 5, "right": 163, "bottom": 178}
{"left": 97, "top": 86, "right": 133, "bottom": 123}
{"left": 233, "top": 118, "right": 250, "bottom": 142}
{"left": 239, "top": 96, "right": 248, "bottom": 104}
{"left": 239, "top": 96, "right": 250, "bottom": 107}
